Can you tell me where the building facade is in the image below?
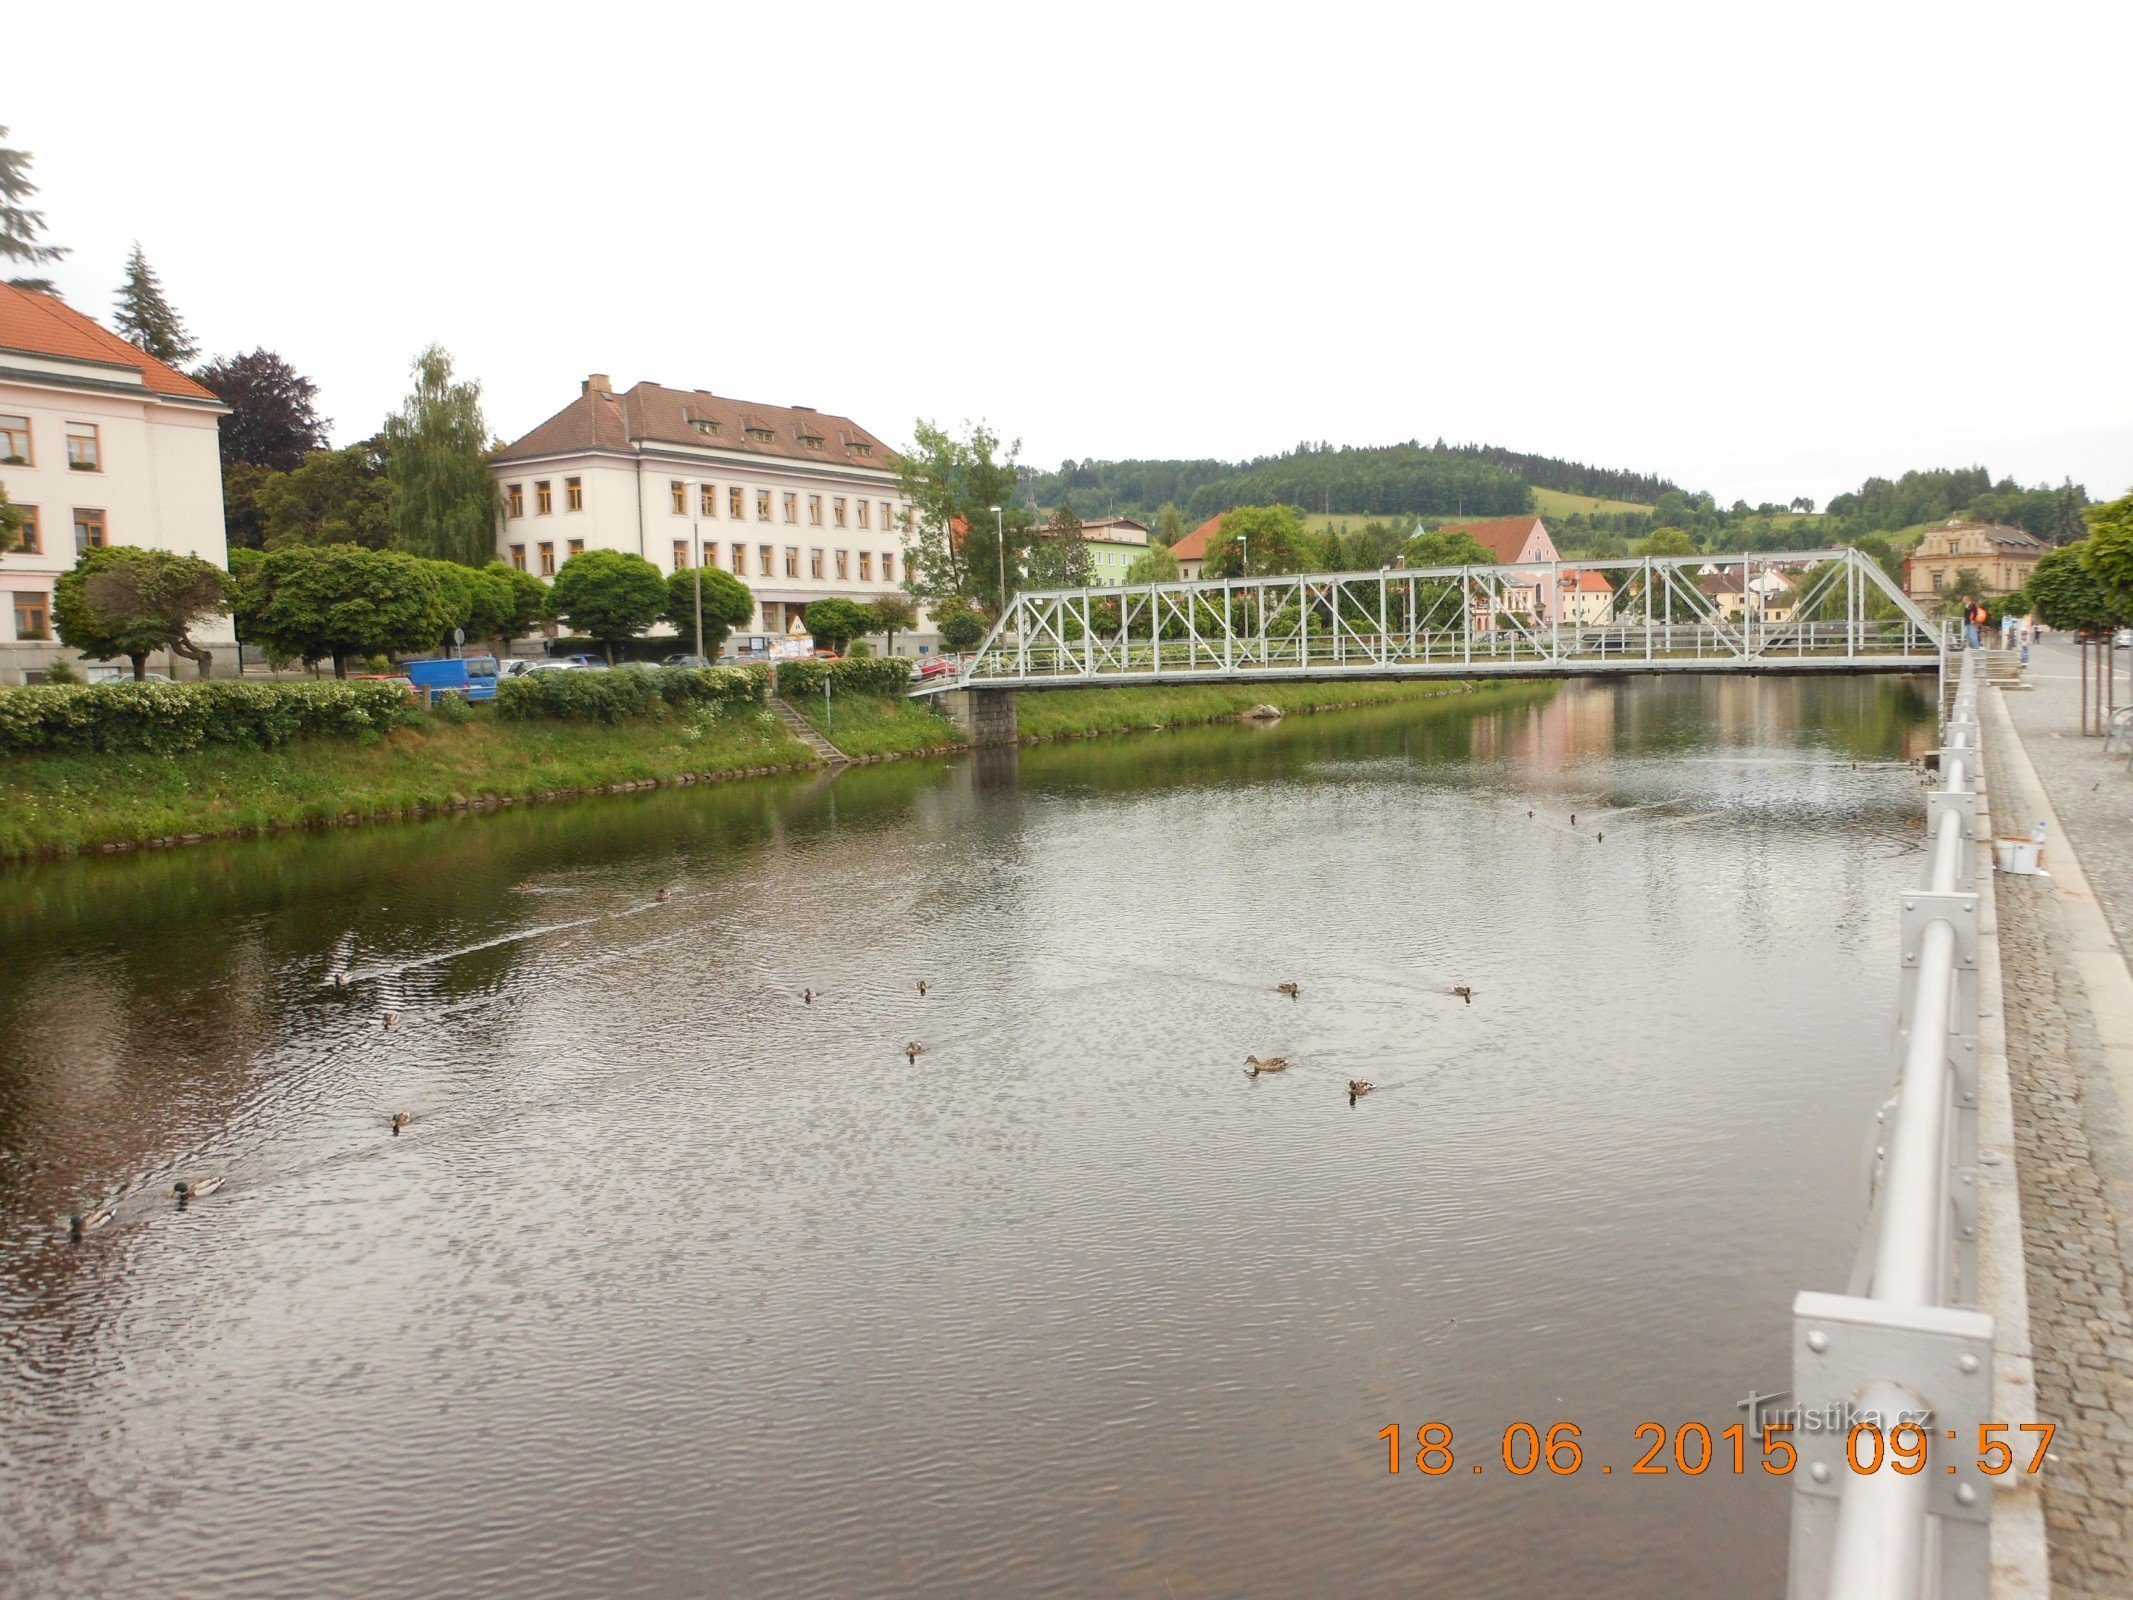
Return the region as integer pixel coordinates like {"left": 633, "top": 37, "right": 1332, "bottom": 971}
{"left": 0, "top": 284, "right": 231, "bottom": 683}
{"left": 1902, "top": 519, "right": 2047, "bottom": 602}
{"left": 1172, "top": 517, "right": 1216, "bottom": 580}
{"left": 494, "top": 376, "right": 926, "bottom": 649}
{"left": 1441, "top": 515, "right": 1562, "bottom": 629}
{"left": 1077, "top": 516, "right": 1151, "bottom": 585}
{"left": 1560, "top": 568, "right": 1615, "bottom": 625}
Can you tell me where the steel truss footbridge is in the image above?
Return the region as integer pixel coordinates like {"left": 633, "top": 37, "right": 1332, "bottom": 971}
{"left": 913, "top": 548, "right": 1944, "bottom": 697}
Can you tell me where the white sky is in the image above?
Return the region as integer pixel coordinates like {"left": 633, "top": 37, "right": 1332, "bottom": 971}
{"left": 10, "top": 1, "right": 2130, "bottom": 509}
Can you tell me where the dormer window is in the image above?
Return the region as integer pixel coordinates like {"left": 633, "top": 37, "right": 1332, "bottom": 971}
{"left": 801, "top": 434, "right": 823, "bottom": 451}
{"left": 852, "top": 442, "right": 873, "bottom": 458}
{"left": 692, "top": 418, "right": 720, "bottom": 436}
{"left": 747, "top": 427, "right": 775, "bottom": 444}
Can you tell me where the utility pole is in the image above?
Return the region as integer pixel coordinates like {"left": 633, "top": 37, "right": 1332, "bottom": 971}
{"left": 991, "top": 505, "right": 1006, "bottom": 620}
{"left": 692, "top": 481, "right": 705, "bottom": 661}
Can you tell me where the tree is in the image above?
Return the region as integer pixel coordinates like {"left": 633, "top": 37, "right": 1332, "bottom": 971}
{"left": 661, "top": 564, "right": 754, "bottom": 656}
{"left": 547, "top": 549, "right": 664, "bottom": 662}
{"left": 800, "top": 596, "right": 872, "bottom": 653}
{"left": 1027, "top": 502, "right": 1091, "bottom": 588}
{"left": 2050, "top": 479, "right": 2092, "bottom": 545}
{"left": 195, "top": 349, "right": 330, "bottom": 471}
{"left": 1400, "top": 529, "right": 1496, "bottom": 568}
{"left": 486, "top": 561, "right": 550, "bottom": 648}
{"left": 0, "top": 481, "right": 25, "bottom": 554}
{"left": 53, "top": 545, "right": 230, "bottom": 679}
{"left": 255, "top": 440, "right": 393, "bottom": 549}
{"left": 1124, "top": 543, "right": 1182, "bottom": 584}
{"left": 896, "top": 419, "right": 1033, "bottom": 612}
{"left": 425, "top": 559, "right": 476, "bottom": 644}
{"left": 233, "top": 544, "right": 450, "bottom": 676}
{"left": 1636, "top": 526, "right": 1698, "bottom": 558}
{"left": 111, "top": 244, "right": 197, "bottom": 365}
{"left": 1938, "top": 568, "right": 1989, "bottom": 619}
{"left": 1790, "top": 496, "right": 1816, "bottom": 514}
{"left": 2078, "top": 493, "right": 2133, "bottom": 614}
{"left": 938, "top": 607, "right": 986, "bottom": 653}
{"left": 0, "top": 126, "right": 65, "bottom": 293}
{"left": 1203, "top": 505, "right": 1309, "bottom": 578}
{"left": 868, "top": 593, "right": 916, "bottom": 654}
{"left": 2027, "top": 544, "right": 2123, "bottom": 633}
{"left": 384, "top": 345, "right": 499, "bottom": 567}
{"left": 1154, "top": 504, "right": 1187, "bottom": 547}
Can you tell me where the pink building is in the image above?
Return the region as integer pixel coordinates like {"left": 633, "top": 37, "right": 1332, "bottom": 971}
{"left": 1441, "top": 514, "right": 1563, "bottom": 626}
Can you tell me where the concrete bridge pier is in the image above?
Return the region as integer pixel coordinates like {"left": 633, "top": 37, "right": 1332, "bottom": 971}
{"left": 940, "top": 687, "right": 1019, "bottom": 746}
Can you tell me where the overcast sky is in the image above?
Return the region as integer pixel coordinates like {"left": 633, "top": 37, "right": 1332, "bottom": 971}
{"left": 10, "top": 1, "right": 2129, "bottom": 509}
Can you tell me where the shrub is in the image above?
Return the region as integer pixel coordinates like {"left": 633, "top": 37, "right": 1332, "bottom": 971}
{"left": 493, "top": 665, "right": 766, "bottom": 723}
{"left": 39, "top": 659, "right": 83, "bottom": 686}
{"left": 0, "top": 679, "right": 420, "bottom": 755}
{"left": 775, "top": 656, "right": 915, "bottom": 699}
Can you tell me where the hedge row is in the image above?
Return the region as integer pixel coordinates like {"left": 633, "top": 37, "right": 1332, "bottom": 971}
{"left": 494, "top": 664, "right": 767, "bottom": 723}
{"left": 774, "top": 657, "right": 917, "bottom": 699}
{"left": 0, "top": 680, "right": 422, "bottom": 755}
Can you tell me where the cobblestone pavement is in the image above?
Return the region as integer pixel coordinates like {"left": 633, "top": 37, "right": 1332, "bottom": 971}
{"left": 1984, "top": 638, "right": 2133, "bottom": 1595}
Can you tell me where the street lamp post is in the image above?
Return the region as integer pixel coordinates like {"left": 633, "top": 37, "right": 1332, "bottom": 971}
{"left": 991, "top": 505, "right": 1006, "bottom": 620}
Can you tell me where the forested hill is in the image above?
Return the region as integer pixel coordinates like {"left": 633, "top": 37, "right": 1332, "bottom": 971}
{"left": 1022, "top": 441, "right": 1679, "bottom": 521}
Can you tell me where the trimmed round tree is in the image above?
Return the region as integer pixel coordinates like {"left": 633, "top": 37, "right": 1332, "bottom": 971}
{"left": 798, "top": 596, "right": 872, "bottom": 654}
{"left": 53, "top": 545, "right": 231, "bottom": 678}
{"left": 234, "top": 544, "right": 450, "bottom": 676}
{"left": 867, "top": 593, "right": 916, "bottom": 653}
{"left": 662, "top": 565, "right": 755, "bottom": 657}
{"left": 549, "top": 549, "right": 665, "bottom": 663}
{"left": 2029, "top": 543, "right": 2123, "bottom": 633}
{"left": 2081, "top": 493, "right": 2133, "bottom": 615}
{"left": 486, "top": 561, "right": 550, "bottom": 649}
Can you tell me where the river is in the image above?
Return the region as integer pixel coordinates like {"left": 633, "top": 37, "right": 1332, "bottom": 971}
{"left": 0, "top": 672, "right": 1936, "bottom": 1599}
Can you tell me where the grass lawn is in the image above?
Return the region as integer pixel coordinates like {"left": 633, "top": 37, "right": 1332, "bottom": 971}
{"left": 0, "top": 704, "right": 812, "bottom": 859}
{"left": 1014, "top": 678, "right": 1483, "bottom": 740}
{"left": 1529, "top": 487, "right": 1655, "bottom": 518}
{"left": 791, "top": 693, "right": 966, "bottom": 758}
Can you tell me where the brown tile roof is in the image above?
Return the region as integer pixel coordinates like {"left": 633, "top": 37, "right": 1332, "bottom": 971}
{"left": 0, "top": 282, "right": 221, "bottom": 402}
{"left": 1172, "top": 515, "right": 1221, "bottom": 561}
{"left": 1937, "top": 518, "right": 2047, "bottom": 550}
{"left": 1566, "top": 568, "right": 1613, "bottom": 592}
{"left": 497, "top": 377, "right": 893, "bottom": 469}
{"left": 1440, "top": 515, "right": 1548, "bottom": 563}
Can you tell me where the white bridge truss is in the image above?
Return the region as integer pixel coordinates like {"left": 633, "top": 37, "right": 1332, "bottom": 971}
{"left": 919, "top": 549, "right": 1944, "bottom": 694}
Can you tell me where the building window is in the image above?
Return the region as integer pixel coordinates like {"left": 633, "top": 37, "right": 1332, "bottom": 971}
{"left": 15, "top": 506, "right": 40, "bottom": 554}
{"left": 857, "top": 499, "right": 871, "bottom": 530}
{"left": 700, "top": 484, "right": 716, "bottom": 517}
{"left": 758, "top": 545, "right": 774, "bottom": 576}
{"left": 859, "top": 551, "right": 873, "bottom": 581}
{"left": 506, "top": 483, "right": 525, "bottom": 518}
{"left": 881, "top": 551, "right": 895, "bottom": 583}
{"left": 73, "top": 508, "right": 106, "bottom": 554}
{"left": 65, "top": 422, "right": 101, "bottom": 472}
{"left": 810, "top": 548, "right": 824, "bottom": 579}
{"left": 0, "top": 413, "right": 28, "bottom": 463}
{"left": 834, "top": 549, "right": 849, "bottom": 580}
{"left": 536, "top": 480, "right": 553, "bottom": 515}
{"left": 882, "top": 501, "right": 895, "bottom": 531}
{"left": 833, "top": 497, "right": 848, "bottom": 527}
{"left": 852, "top": 441, "right": 873, "bottom": 458}
{"left": 674, "top": 539, "right": 691, "bottom": 569}
{"left": 14, "top": 591, "right": 49, "bottom": 640}
{"left": 783, "top": 492, "right": 798, "bottom": 524}
{"left": 509, "top": 544, "right": 526, "bottom": 571}
{"left": 703, "top": 543, "right": 719, "bottom": 570}
{"left": 756, "top": 490, "right": 772, "bottom": 522}
{"left": 567, "top": 538, "right": 585, "bottom": 558}
{"left": 1931, "top": 571, "right": 1943, "bottom": 591}
{"left": 747, "top": 426, "right": 775, "bottom": 444}
{"left": 785, "top": 547, "right": 800, "bottom": 579}
{"left": 566, "top": 477, "right": 583, "bottom": 511}
{"left": 730, "top": 486, "right": 745, "bottom": 520}
{"left": 671, "top": 481, "right": 686, "bottom": 515}
{"left": 808, "top": 494, "right": 823, "bottom": 526}
{"left": 539, "top": 542, "right": 556, "bottom": 577}
{"left": 730, "top": 543, "right": 745, "bottom": 571}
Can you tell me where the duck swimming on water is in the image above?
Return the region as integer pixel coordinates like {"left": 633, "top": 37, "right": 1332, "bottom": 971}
{"left": 69, "top": 1203, "right": 116, "bottom": 1241}
{"left": 916, "top": 980, "right": 928, "bottom": 997}
{"left": 905, "top": 1042, "right": 925, "bottom": 1062}
{"left": 1244, "top": 1055, "right": 1289, "bottom": 1078}
{"left": 390, "top": 1112, "right": 411, "bottom": 1136}
{"left": 1451, "top": 986, "right": 1474, "bottom": 1004}
{"left": 172, "top": 1177, "right": 225, "bottom": 1206}
{"left": 1276, "top": 982, "right": 1300, "bottom": 998}
{"left": 1348, "top": 1080, "right": 1375, "bottom": 1103}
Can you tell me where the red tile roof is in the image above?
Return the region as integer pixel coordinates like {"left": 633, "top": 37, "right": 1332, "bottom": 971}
{"left": 498, "top": 376, "right": 892, "bottom": 470}
{"left": 1172, "top": 515, "right": 1221, "bottom": 561}
{"left": 1566, "top": 568, "right": 1613, "bottom": 592}
{"left": 0, "top": 282, "right": 220, "bottom": 402}
{"left": 1440, "top": 515, "right": 1549, "bottom": 563}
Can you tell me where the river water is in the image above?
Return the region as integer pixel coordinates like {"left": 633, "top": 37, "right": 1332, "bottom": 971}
{"left": 0, "top": 673, "right": 1936, "bottom": 1600}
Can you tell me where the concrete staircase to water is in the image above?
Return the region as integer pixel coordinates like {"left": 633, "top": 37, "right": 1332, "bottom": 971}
{"left": 771, "top": 697, "right": 851, "bottom": 764}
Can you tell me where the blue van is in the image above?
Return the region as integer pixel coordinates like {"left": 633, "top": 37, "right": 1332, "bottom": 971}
{"left": 405, "top": 656, "right": 499, "bottom": 701}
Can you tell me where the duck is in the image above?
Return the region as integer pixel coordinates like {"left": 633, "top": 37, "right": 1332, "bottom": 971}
{"left": 69, "top": 1204, "right": 116, "bottom": 1241}
{"left": 383, "top": 1010, "right": 400, "bottom": 1030}
{"left": 1570, "top": 812, "right": 1577, "bottom": 826}
{"left": 802, "top": 989, "right": 814, "bottom": 1006}
{"left": 916, "top": 979, "right": 929, "bottom": 997}
{"left": 655, "top": 888, "right": 669, "bottom": 903}
{"left": 1596, "top": 831, "right": 1604, "bottom": 843}
{"left": 1451, "top": 986, "right": 1474, "bottom": 1004}
{"left": 390, "top": 1112, "right": 411, "bottom": 1136}
{"left": 1244, "top": 1055, "right": 1289, "bottom": 1078}
{"left": 171, "top": 1177, "right": 225, "bottom": 1206}
{"left": 331, "top": 971, "right": 348, "bottom": 990}
{"left": 1348, "top": 1080, "right": 1376, "bottom": 1103}
{"left": 905, "top": 1042, "right": 925, "bottom": 1062}
{"left": 1276, "top": 982, "right": 1300, "bottom": 999}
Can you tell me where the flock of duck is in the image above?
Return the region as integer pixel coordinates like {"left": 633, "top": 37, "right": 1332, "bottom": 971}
{"left": 1244, "top": 978, "right": 1475, "bottom": 1105}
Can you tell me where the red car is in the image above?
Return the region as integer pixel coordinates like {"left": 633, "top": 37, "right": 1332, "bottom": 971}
{"left": 915, "top": 655, "right": 961, "bottom": 682}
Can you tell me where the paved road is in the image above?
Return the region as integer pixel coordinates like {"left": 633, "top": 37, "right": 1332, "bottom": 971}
{"left": 1988, "top": 636, "right": 2133, "bottom": 1596}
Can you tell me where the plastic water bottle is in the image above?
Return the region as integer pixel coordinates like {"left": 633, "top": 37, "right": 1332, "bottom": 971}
{"left": 2033, "top": 822, "right": 2047, "bottom": 848}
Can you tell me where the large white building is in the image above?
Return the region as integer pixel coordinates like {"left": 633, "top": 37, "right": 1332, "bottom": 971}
{"left": 0, "top": 284, "right": 232, "bottom": 682}
{"left": 494, "top": 375, "right": 926, "bottom": 649}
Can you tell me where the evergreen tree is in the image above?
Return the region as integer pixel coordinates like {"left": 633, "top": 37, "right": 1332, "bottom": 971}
{"left": 111, "top": 243, "right": 198, "bottom": 365}
{"left": 383, "top": 344, "right": 500, "bottom": 567}
{"left": 0, "top": 126, "right": 66, "bottom": 294}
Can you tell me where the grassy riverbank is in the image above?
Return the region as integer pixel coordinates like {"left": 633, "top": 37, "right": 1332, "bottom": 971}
{"left": 0, "top": 709, "right": 812, "bottom": 859}
{"left": 0, "top": 676, "right": 1514, "bottom": 860}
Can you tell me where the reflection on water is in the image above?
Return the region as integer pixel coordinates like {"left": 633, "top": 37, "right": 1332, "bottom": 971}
{"left": 0, "top": 673, "right": 1936, "bottom": 1599}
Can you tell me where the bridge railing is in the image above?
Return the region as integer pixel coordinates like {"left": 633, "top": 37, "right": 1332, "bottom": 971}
{"left": 1788, "top": 646, "right": 1993, "bottom": 1600}
{"left": 938, "top": 549, "right": 1942, "bottom": 690}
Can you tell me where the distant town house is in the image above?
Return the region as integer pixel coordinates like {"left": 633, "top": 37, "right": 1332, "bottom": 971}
{"left": 1696, "top": 566, "right": 1797, "bottom": 624}
{"left": 1439, "top": 514, "right": 1562, "bottom": 630}
{"left": 1073, "top": 516, "right": 1151, "bottom": 586}
{"left": 494, "top": 375, "right": 927, "bottom": 650}
{"left": 0, "top": 283, "right": 232, "bottom": 683}
{"left": 1900, "top": 518, "right": 2047, "bottom": 602}
{"left": 1172, "top": 516, "right": 1218, "bottom": 581}
{"left": 1558, "top": 568, "right": 1616, "bottom": 625}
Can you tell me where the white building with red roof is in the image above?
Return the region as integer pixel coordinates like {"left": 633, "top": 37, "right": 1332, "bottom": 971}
{"left": 492, "top": 374, "right": 923, "bottom": 648}
{"left": 0, "top": 283, "right": 232, "bottom": 682}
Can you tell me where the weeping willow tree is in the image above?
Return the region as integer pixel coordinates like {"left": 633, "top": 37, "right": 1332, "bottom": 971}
{"left": 384, "top": 344, "right": 499, "bottom": 567}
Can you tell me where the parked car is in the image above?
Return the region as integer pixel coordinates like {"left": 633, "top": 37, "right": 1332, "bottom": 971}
{"left": 661, "top": 654, "right": 713, "bottom": 669}
{"left": 722, "top": 634, "right": 777, "bottom": 661}
{"left": 2116, "top": 627, "right": 2133, "bottom": 649}
{"left": 520, "top": 661, "right": 578, "bottom": 674}
{"left": 553, "top": 654, "right": 606, "bottom": 670}
{"left": 405, "top": 656, "right": 499, "bottom": 701}
{"left": 82, "top": 665, "right": 176, "bottom": 684}
{"left": 915, "top": 655, "right": 961, "bottom": 682}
